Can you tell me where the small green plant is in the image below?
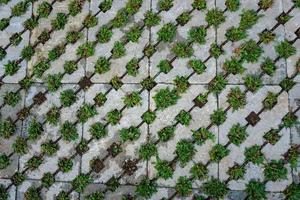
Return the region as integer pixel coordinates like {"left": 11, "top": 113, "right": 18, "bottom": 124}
{"left": 227, "top": 87, "right": 246, "bottom": 111}
{"left": 19, "top": 76, "right": 33, "bottom": 90}
{"left": 243, "top": 75, "right": 262, "bottom": 92}
{"left": 106, "top": 176, "right": 120, "bottom": 191}
{"left": 227, "top": 164, "right": 245, "bottom": 180}
{"left": 246, "top": 180, "right": 266, "bottom": 200}
{"left": 158, "top": 0, "right": 173, "bottom": 11}
{"left": 60, "top": 121, "right": 78, "bottom": 141}
{"left": 26, "top": 156, "right": 43, "bottom": 170}
{"left": 38, "top": 30, "right": 50, "bottom": 44}
{"left": 46, "top": 73, "right": 62, "bottom": 92}
{"left": 21, "top": 45, "right": 35, "bottom": 61}
{"left": 293, "top": 0, "right": 300, "bottom": 8}
{"left": 144, "top": 44, "right": 156, "bottom": 58}
{"left": 210, "top": 43, "right": 223, "bottom": 58}
{"left": 41, "top": 140, "right": 59, "bottom": 156}
{"left": 264, "top": 159, "right": 287, "bottom": 181}
{"left": 120, "top": 126, "right": 141, "bottom": 142}
{"left": 157, "top": 23, "right": 176, "bottom": 42}
{"left": 175, "top": 139, "right": 195, "bottom": 166}
{"left": 139, "top": 142, "right": 157, "bottom": 160}
{"left": 210, "top": 109, "right": 227, "bottom": 125}
{"left": 41, "top": 172, "right": 55, "bottom": 188}
{"left": 126, "top": 58, "right": 139, "bottom": 76}
{"left": 158, "top": 125, "right": 175, "bottom": 142}
{"left": 11, "top": 172, "right": 26, "bottom": 186}
{"left": 58, "top": 157, "right": 73, "bottom": 173}
{"left": 278, "top": 13, "right": 292, "bottom": 24}
{"left": 189, "top": 26, "right": 206, "bottom": 44}
{"left": 23, "top": 17, "right": 38, "bottom": 30}
{"left": 64, "top": 61, "right": 78, "bottom": 74}
{"left": 56, "top": 191, "right": 70, "bottom": 200}
{"left": 175, "top": 110, "right": 192, "bottom": 126}
{"left": 33, "top": 59, "right": 50, "bottom": 78}
{"left": 111, "top": 9, "right": 129, "bottom": 28}
{"left": 0, "top": 118, "right": 16, "bottom": 139}
{"left": 89, "top": 122, "right": 107, "bottom": 139}
{"left": 126, "top": 26, "right": 142, "bottom": 43}
{"left": 284, "top": 183, "right": 300, "bottom": 200}
{"left": 28, "top": 120, "right": 43, "bottom": 141}
{"left": 60, "top": 89, "right": 77, "bottom": 107}
{"left": 141, "top": 77, "right": 157, "bottom": 91}
{"left": 4, "top": 91, "right": 21, "bottom": 107}
{"left": 51, "top": 13, "right": 68, "bottom": 30}
{"left": 240, "top": 40, "right": 263, "bottom": 63}
{"left": 85, "top": 192, "right": 104, "bottom": 200}
{"left": 226, "top": 0, "right": 240, "bottom": 11}
{"left": 24, "top": 187, "right": 42, "bottom": 200}
{"left": 97, "top": 26, "right": 113, "bottom": 43}
{"left": 10, "top": 33, "right": 22, "bottom": 46}
{"left": 263, "top": 129, "right": 280, "bottom": 145}
{"left": 123, "top": 92, "right": 142, "bottom": 107}
{"left": 72, "top": 174, "right": 92, "bottom": 192}
{"left": 0, "top": 184, "right": 8, "bottom": 199}
{"left": 263, "top": 92, "right": 277, "bottom": 109}
{"left": 228, "top": 123, "right": 248, "bottom": 145}
{"left": 282, "top": 112, "right": 298, "bottom": 128}
{"left": 94, "top": 57, "right": 110, "bottom": 74}
{"left": 37, "top": 2, "right": 52, "bottom": 18}
{"left": 111, "top": 41, "right": 126, "bottom": 58}
{"left": 275, "top": 40, "right": 296, "bottom": 58}
{"left": 192, "top": 127, "right": 215, "bottom": 145}
{"left": 154, "top": 159, "right": 173, "bottom": 179}
{"left": 99, "top": 0, "right": 113, "bottom": 12}
{"left": 259, "top": 30, "right": 275, "bottom": 44}
{"left": 174, "top": 76, "right": 189, "bottom": 93}
{"left": 13, "top": 137, "right": 28, "bottom": 155}
{"left": 125, "top": 0, "right": 143, "bottom": 15}
{"left": 108, "top": 142, "right": 122, "bottom": 157}
{"left": 66, "top": 31, "right": 82, "bottom": 44}
{"left": 239, "top": 10, "right": 263, "bottom": 30}
{"left": 0, "top": 18, "right": 9, "bottom": 31}
{"left": 4, "top": 60, "right": 20, "bottom": 76}
{"left": 209, "top": 144, "right": 229, "bottom": 162}
{"left": 202, "top": 178, "right": 228, "bottom": 199}
{"left": 209, "top": 74, "right": 228, "bottom": 94}
{"left": 110, "top": 76, "right": 123, "bottom": 90}
{"left": 107, "top": 109, "right": 122, "bottom": 125}
{"left": 48, "top": 45, "right": 65, "bottom": 61}
{"left": 176, "top": 11, "right": 192, "bottom": 26}
{"left": 223, "top": 58, "right": 244, "bottom": 75}
{"left": 68, "top": 0, "right": 84, "bottom": 16}
{"left": 11, "top": 1, "right": 29, "bottom": 17}
{"left": 190, "top": 163, "right": 208, "bottom": 180}
{"left": 175, "top": 176, "right": 192, "bottom": 196}
{"left": 188, "top": 59, "right": 206, "bottom": 74}
{"left": 144, "top": 11, "right": 160, "bottom": 27}
{"left": 245, "top": 145, "right": 265, "bottom": 165}
{"left": 258, "top": 0, "right": 274, "bottom": 10}
{"left": 0, "top": 154, "right": 10, "bottom": 169}
{"left": 192, "top": 0, "right": 206, "bottom": 10}
{"left": 0, "top": 47, "right": 6, "bottom": 60}
{"left": 77, "top": 42, "right": 95, "bottom": 58}
{"left": 136, "top": 178, "right": 157, "bottom": 198}
{"left": 77, "top": 104, "right": 98, "bottom": 123}
{"left": 261, "top": 57, "right": 276, "bottom": 76}
{"left": 226, "top": 27, "right": 247, "bottom": 42}
{"left": 280, "top": 78, "right": 295, "bottom": 91}
{"left": 46, "top": 107, "right": 60, "bottom": 125}
{"left": 172, "top": 42, "right": 194, "bottom": 58}
{"left": 153, "top": 87, "right": 180, "bottom": 110}
{"left": 83, "top": 13, "right": 98, "bottom": 28}
{"left": 206, "top": 8, "right": 226, "bottom": 27}
{"left": 287, "top": 146, "right": 299, "bottom": 169}
{"left": 157, "top": 59, "right": 172, "bottom": 74}
{"left": 141, "top": 110, "right": 156, "bottom": 124}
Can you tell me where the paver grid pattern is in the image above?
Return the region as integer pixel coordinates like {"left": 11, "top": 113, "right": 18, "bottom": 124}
{"left": 0, "top": 0, "right": 299, "bottom": 199}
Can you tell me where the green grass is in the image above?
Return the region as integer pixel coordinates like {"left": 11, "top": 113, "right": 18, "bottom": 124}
{"left": 0, "top": 18, "right": 9, "bottom": 31}
{"left": 69, "top": 0, "right": 84, "bottom": 16}
{"left": 174, "top": 76, "right": 189, "bottom": 93}
{"left": 158, "top": 125, "right": 175, "bottom": 142}
{"left": 259, "top": 30, "right": 275, "bottom": 44}
{"left": 175, "top": 110, "right": 192, "bottom": 126}
{"left": 188, "top": 26, "right": 207, "bottom": 44}
{"left": 226, "top": 27, "right": 247, "bottom": 42}
{"left": 37, "top": 2, "right": 52, "bottom": 18}
{"left": 157, "top": 59, "right": 173, "bottom": 73}
{"left": 110, "top": 76, "right": 123, "bottom": 90}
{"left": 0, "top": 154, "right": 10, "bottom": 170}
{"left": 263, "top": 129, "right": 280, "bottom": 145}
{"left": 4, "top": 91, "right": 21, "bottom": 107}
{"left": 85, "top": 192, "right": 104, "bottom": 200}
{"left": 94, "top": 92, "right": 107, "bottom": 107}
{"left": 190, "top": 163, "right": 208, "bottom": 180}
{"left": 225, "top": 0, "right": 240, "bottom": 11}
{"left": 10, "top": 33, "right": 22, "bottom": 46}
{"left": 11, "top": 1, "right": 29, "bottom": 17}
{"left": 26, "top": 155, "right": 43, "bottom": 170}
{"left": 192, "top": 127, "right": 215, "bottom": 145}
{"left": 48, "top": 45, "right": 65, "bottom": 61}
{"left": 77, "top": 104, "right": 98, "bottom": 123}
{"left": 258, "top": 0, "right": 274, "bottom": 10}
{"left": 141, "top": 77, "right": 157, "bottom": 91}
{"left": 243, "top": 75, "right": 262, "bottom": 92}
{"left": 188, "top": 59, "right": 206, "bottom": 74}
{"left": 58, "top": 158, "right": 73, "bottom": 173}
{"left": 202, "top": 178, "right": 228, "bottom": 199}
{"left": 112, "top": 41, "right": 126, "bottom": 58}
{"left": 107, "top": 109, "right": 122, "bottom": 125}
{"left": 206, "top": 8, "right": 226, "bottom": 27}
{"left": 228, "top": 164, "right": 245, "bottom": 180}
{"left": 0, "top": 118, "right": 16, "bottom": 139}
{"left": 275, "top": 40, "right": 296, "bottom": 58}
{"left": 60, "top": 89, "right": 77, "bottom": 107}
{"left": 210, "top": 109, "right": 227, "bottom": 125}
{"left": 136, "top": 178, "right": 157, "bottom": 198}
{"left": 28, "top": 120, "right": 43, "bottom": 141}
{"left": 246, "top": 180, "right": 266, "bottom": 200}
{"left": 66, "top": 31, "right": 82, "bottom": 44}
{"left": 33, "top": 60, "right": 50, "bottom": 78}
{"left": 77, "top": 42, "right": 95, "bottom": 58}
{"left": 72, "top": 174, "right": 92, "bottom": 192}
{"left": 141, "top": 110, "right": 156, "bottom": 124}
{"left": 175, "top": 176, "right": 192, "bottom": 196}
{"left": 95, "top": 57, "right": 110, "bottom": 74}
{"left": 227, "top": 87, "right": 246, "bottom": 111}
{"left": 139, "top": 142, "right": 157, "bottom": 160}
{"left": 157, "top": 23, "right": 177, "bottom": 42}
{"left": 64, "top": 61, "right": 78, "bottom": 74}
{"left": 120, "top": 126, "right": 141, "bottom": 142}
{"left": 158, "top": 0, "right": 173, "bottom": 11}
{"left": 284, "top": 183, "right": 300, "bottom": 200}
{"left": 24, "top": 187, "right": 41, "bottom": 200}
{"left": 261, "top": 57, "right": 276, "bottom": 76}
{"left": 123, "top": 91, "right": 142, "bottom": 107}
{"left": 175, "top": 139, "right": 195, "bottom": 166}
{"left": 223, "top": 58, "right": 244, "bottom": 74}
{"left": 97, "top": 26, "right": 113, "bottom": 43}
{"left": 11, "top": 172, "right": 26, "bottom": 186}
{"left": 244, "top": 145, "right": 265, "bottom": 165}
{"left": 60, "top": 121, "right": 78, "bottom": 141}
{"left": 192, "top": 0, "right": 206, "bottom": 10}
{"left": 209, "top": 144, "right": 229, "bottom": 162}
{"left": 228, "top": 123, "right": 248, "bottom": 145}
{"left": 153, "top": 87, "right": 180, "bottom": 110}
{"left": 209, "top": 74, "right": 228, "bottom": 94}
{"left": 126, "top": 58, "right": 139, "bottom": 76}
{"left": 83, "top": 13, "right": 98, "bottom": 28}
{"left": 176, "top": 11, "right": 192, "bottom": 26}
{"left": 239, "top": 10, "right": 263, "bottom": 30}
{"left": 13, "top": 137, "right": 28, "bottom": 155}
{"left": 154, "top": 159, "right": 174, "bottom": 179}
{"left": 99, "top": 0, "right": 113, "bottom": 12}
{"left": 172, "top": 42, "right": 194, "bottom": 58}
{"left": 46, "top": 73, "right": 62, "bottom": 92}
{"left": 264, "top": 159, "right": 287, "bottom": 181}
{"left": 240, "top": 40, "right": 263, "bottom": 63}
{"left": 21, "top": 45, "right": 35, "bottom": 61}
{"left": 144, "top": 11, "right": 160, "bottom": 27}
{"left": 126, "top": 26, "right": 142, "bottom": 43}
{"left": 89, "top": 122, "right": 107, "bottom": 139}
{"left": 210, "top": 43, "right": 223, "bottom": 58}
{"left": 51, "top": 13, "right": 68, "bottom": 30}
{"left": 41, "top": 141, "right": 59, "bottom": 156}
{"left": 263, "top": 92, "right": 277, "bottom": 109}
